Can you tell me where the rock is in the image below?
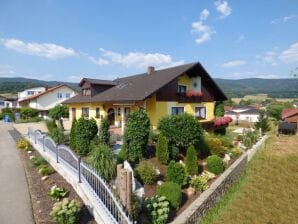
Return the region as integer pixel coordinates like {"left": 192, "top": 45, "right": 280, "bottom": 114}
{"left": 157, "top": 180, "right": 164, "bottom": 186}
{"left": 186, "top": 187, "right": 196, "bottom": 196}
{"left": 155, "top": 169, "right": 160, "bottom": 176}
{"left": 41, "top": 176, "right": 49, "bottom": 181}
{"left": 27, "top": 151, "right": 32, "bottom": 154}
{"left": 223, "top": 154, "right": 231, "bottom": 163}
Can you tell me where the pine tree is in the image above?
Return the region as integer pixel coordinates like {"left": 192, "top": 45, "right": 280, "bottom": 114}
{"left": 185, "top": 145, "right": 198, "bottom": 175}
{"left": 254, "top": 110, "right": 271, "bottom": 134}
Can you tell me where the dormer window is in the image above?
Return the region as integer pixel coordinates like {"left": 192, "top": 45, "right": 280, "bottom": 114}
{"left": 178, "top": 85, "right": 187, "bottom": 95}
{"left": 82, "top": 88, "right": 91, "bottom": 96}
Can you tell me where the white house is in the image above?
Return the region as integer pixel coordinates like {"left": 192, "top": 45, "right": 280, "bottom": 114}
{"left": 18, "top": 86, "right": 46, "bottom": 102}
{"left": 225, "top": 105, "right": 260, "bottom": 123}
{"left": 18, "top": 84, "right": 78, "bottom": 116}
{"left": 0, "top": 96, "right": 17, "bottom": 110}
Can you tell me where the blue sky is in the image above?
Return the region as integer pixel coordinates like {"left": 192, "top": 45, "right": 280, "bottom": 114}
{"left": 0, "top": 0, "right": 298, "bottom": 82}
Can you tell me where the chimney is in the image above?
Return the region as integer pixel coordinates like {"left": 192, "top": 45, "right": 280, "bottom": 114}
{"left": 147, "top": 66, "right": 155, "bottom": 75}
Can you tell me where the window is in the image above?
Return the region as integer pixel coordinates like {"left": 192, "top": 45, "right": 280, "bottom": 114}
{"left": 177, "top": 85, "right": 187, "bottom": 94}
{"left": 82, "top": 88, "right": 91, "bottom": 96}
{"left": 65, "top": 93, "right": 71, "bottom": 98}
{"left": 95, "top": 107, "right": 100, "bottom": 118}
{"left": 195, "top": 107, "right": 206, "bottom": 119}
{"left": 57, "top": 92, "right": 63, "bottom": 98}
{"left": 27, "top": 91, "right": 35, "bottom": 96}
{"left": 81, "top": 107, "right": 89, "bottom": 117}
{"left": 171, "top": 107, "right": 184, "bottom": 115}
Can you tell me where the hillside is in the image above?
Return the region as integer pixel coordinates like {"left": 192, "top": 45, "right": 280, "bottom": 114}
{"left": 0, "top": 77, "right": 298, "bottom": 98}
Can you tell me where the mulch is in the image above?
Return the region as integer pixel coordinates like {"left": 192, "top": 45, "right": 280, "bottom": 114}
{"left": 9, "top": 128, "right": 96, "bottom": 224}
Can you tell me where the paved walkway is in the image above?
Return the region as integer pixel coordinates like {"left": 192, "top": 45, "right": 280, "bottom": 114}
{"left": 0, "top": 122, "right": 34, "bottom": 224}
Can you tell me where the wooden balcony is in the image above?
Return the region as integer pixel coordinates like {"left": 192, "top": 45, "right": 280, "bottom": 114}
{"left": 177, "top": 91, "right": 203, "bottom": 103}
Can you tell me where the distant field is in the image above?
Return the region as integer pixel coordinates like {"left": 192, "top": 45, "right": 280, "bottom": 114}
{"left": 200, "top": 134, "right": 298, "bottom": 224}
{"left": 232, "top": 94, "right": 297, "bottom": 103}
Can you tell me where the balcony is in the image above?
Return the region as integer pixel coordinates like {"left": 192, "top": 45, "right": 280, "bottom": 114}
{"left": 177, "top": 90, "right": 203, "bottom": 103}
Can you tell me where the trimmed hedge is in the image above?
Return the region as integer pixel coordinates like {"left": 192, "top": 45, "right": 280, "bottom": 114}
{"left": 156, "top": 182, "right": 181, "bottom": 209}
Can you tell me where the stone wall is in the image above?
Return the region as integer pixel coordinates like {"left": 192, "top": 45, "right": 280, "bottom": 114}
{"left": 172, "top": 135, "right": 267, "bottom": 224}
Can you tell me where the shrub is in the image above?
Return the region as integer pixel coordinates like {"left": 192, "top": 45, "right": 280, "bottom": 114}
{"left": 185, "top": 145, "right": 198, "bottom": 175}
{"left": 75, "top": 118, "right": 98, "bottom": 156}
{"left": 45, "top": 119, "right": 58, "bottom": 133}
{"left": 158, "top": 113, "right": 204, "bottom": 149}
{"left": 48, "top": 185, "right": 68, "bottom": 201}
{"left": 89, "top": 144, "right": 116, "bottom": 182}
{"left": 243, "top": 137, "right": 252, "bottom": 149}
{"left": 0, "top": 108, "right": 15, "bottom": 121}
{"left": 17, "top": 138, "right": 33, "bottom": 151}
{"left": 135, "top": 161, "right": 156, "bottom": 185}
{"left": 31, "top": 156, "right": 47, "bottom": 167}
{"left": 156, "top": 182, "right": 181, "bottom": 209}
{"left": 230, "top": 148, "right": 243, "bottom": 158}
{"left": 131, "top": 194, "right": 142, "bottom": 220}
{"left": 49, "top": 128, "right": 65, "bottom": 144}
{"left": 206, "top": 137, "right": 227, "bottom": 158}
{"left": 117, "top": 146, "right": 128, "bottom": 164}
{"left": 49, "top": 104, "right": 69, "bottom": 130}
{"left": 169, "top": 145, "right": 179, "bottom": 161}
{"left": 38, "top": 165, "right": 55, "bottom": 176}
{"left": 122, "top": 109, "right": 150, "bottom": 162}
{"left": 145, "top": 195, "right": 170, "bottom": 224}
{"left": 190, "top": 175, "right": 208, "bottom": 192}
{"left": 69, "top": 119, "right": 77, "bottom": 150}
{"left": 237, "top": 134, "right": 243, "bottom": 142}
{"left": 167, "top": 161, "right": 185, "bottom": 186}
{"left": 156, "top": 133, "right": 169, "bottom": 164}
{"left": 99, "top": 117, "right": 110, "bottom": 145}
{"left": 20, "top": 107, "right": 38, "bottom": 119}
{"left": 148, "top": 129, "right": 159, "bottom": 145}
{"left": 50, "top": 198, "right": 80, "bottom": 224}
{"left": 206, "top": 155, "right": 225, "bottom": 175}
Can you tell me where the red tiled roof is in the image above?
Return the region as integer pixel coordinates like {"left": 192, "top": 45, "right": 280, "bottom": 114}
{"left": 281, "top": 108, "right": 298, "bottom": 120}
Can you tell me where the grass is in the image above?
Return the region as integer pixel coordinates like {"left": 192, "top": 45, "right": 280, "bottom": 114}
{"left": 200, "top": 134, "right": 298, "bottom": 224}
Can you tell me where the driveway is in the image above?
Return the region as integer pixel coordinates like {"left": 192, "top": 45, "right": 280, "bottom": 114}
{"left": 0, "top": 122, "right": 34, "bottom": 224}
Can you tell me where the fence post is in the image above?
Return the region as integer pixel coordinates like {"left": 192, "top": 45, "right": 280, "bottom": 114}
{"left": 42, "top": 135, "right": 45, "bottom": 151}
{"left": 56, "top": 145, "right": 59, "bottom": 163}
{"left": 28, "top": 128, "right": 30, "bottom": 139}
{"left": 78, "top": 157, "right": 81, "bottom": 183}
{"left": 34, "top": 131, "right": 37, "bottom": 144}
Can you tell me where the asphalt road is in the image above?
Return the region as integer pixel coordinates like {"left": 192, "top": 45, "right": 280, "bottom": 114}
{"left": 0, "top": 122, "right": 34, "bottom": 224}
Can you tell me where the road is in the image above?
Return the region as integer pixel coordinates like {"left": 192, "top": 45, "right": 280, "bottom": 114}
{"left": 0, "top": 122, "right": 34, "bottom": 224}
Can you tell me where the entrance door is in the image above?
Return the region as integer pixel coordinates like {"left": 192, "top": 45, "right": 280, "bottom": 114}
{"left": 107, "top": 108, "right": 115, "bottom": 125}
{"left": 72, "top": 108, "right": 76, "bottom": 120}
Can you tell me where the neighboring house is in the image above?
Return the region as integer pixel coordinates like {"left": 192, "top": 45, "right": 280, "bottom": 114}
{"left": 63, "top": 62, "right": 227, "bottom": 133}
{"left": 281, "top": 108, "right": 298, "bottom": 125}
{"left": 224, "top": 105, "right": 260, "bottom": 123}
{"left": 0, "top": 95, "right": 17, "bottom": 110}
{"left": 19, "top": 84, "right": 78, "bottom": 116}
{"left": 18, "top": 86, "right": 46, "bottom": 101}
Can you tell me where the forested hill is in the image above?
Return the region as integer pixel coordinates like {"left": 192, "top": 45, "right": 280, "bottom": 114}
{"left": 0, "top": 77, "right": 80, "bottom": 94}
{"left": 0, "top": 77, "right": 298, "bottom": 98}
{"left": 214, "top": 78, "right": 298, "bottom": 98}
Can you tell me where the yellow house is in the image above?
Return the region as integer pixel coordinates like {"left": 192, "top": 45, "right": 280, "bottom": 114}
{"left": 63, "top": 62, "right": 227, "bottom": 133}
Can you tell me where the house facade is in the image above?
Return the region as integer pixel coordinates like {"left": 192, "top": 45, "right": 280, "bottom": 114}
{"left": 63, "top": 62, "right": 227, "bottom": 133}
{"left": 18, "top": 86, "right": 46, "bottom": 101}
{"left": 225, "top": 105, "right": 260, "bottom": 123}
{"left": 0, "top": 95, "right": 17, "bottom": 110}
{"left": 19, "top": 84, "right": 78, "bottom": 116}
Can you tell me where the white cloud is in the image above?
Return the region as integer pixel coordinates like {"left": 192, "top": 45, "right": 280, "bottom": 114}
{"left": 279, "top": 42, "right": 298, "bottom": 63}
{"left": 68, "top": 75, "right": 83, "bottom": 82}
{"left": 214, "top": 0, "right": 232, "bottom": 19}
{"left": 1, "top": 38, "right": 77, "bottom": 59}
{"left": 89, "top": 56, "right": 109, "bottom": 65}
{"left": 221, "top": 60, "right": 246, "bottom": 68}
{"left": 97, "top": 48, "right": 184, "bottom": 69}
{"left": 271, "top": 15, "right": 297, "bottom": 24}
{"left": 200, "top": 9, "right": 210, "bottom": 21}
{"left": 192, "top": 21, "right": 215, "bottom": 44}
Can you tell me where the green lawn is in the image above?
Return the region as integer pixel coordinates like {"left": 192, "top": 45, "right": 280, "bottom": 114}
{"left": 200, "top": 134, "right": 298, "bottom": 224}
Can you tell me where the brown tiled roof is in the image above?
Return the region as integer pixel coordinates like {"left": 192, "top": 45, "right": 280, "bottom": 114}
{"left": 63, "top": 62, "right": 227, "bottom": 104}
{"left": 281, "top": 108, "right": 298, "bottom": 120}
{"left": 79, "top": 78, "right": 117, "bottom": 86}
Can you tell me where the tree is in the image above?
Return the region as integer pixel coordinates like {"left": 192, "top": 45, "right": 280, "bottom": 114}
{"left": 49, "top": 104, "right": 69, "bottom": 130}
{"left": 254, "top": 110, "right": 270, "bottom": 133}
{"left": 99, "top": 117, "right": 110, "bottom": 145}
{"left": 215, "top": 101, "right": 224, "bottom": 117}
{"left": 75, "top": 118, "right": 98, "bottom": 155}
{"left": 158, "top": 113, "right": 204, "bottom": 150}
{"left": 89, "top": 144, "right": 116, "bottom": 182}
{"left": 69, "top": 119, "right": 77, "bottom": 150}
{"left": 122, "top": 108, "right": 150, "bottom": 162}
{"left": 267, "top": 103, "right": 292, "bottom": 120}
{"left": 185, "top": 145, "right": 198, "bottom": 175}
{"left": 156, "top": 133, "right": 169, "bottom": 164}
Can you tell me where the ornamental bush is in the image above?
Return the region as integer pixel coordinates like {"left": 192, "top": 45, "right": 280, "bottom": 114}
{"left": 99, "top": 117, "right": 110, "bottom": 145}
{"left": 20, "top": 107, "right": 38, "bottom": 119}
{"left": 135, "top": 161, "right": 156, "bottom": 185}
{"left": 157, "top": 113, "right": 203, "bottom": 149}
{"left": 48, "top": 185, "right": 68, "bottom": 201}
{"left": 206, "top": 137, "right": 227, "bottom": 158}
{"left": 156, "top": 133, "right": 169, "bottom": 164}
{"left": 69, "top": 119, "right": 77, "bottom": 151}
{"left": 156, "top": 182, "right": 181, "bottom": 209}
{"left": 206, "top": 155, "right": 225, "bottom": 175}
{"left": 89, "top": 144, "right": 116, "bottom": 182}
{"left": 50, "top": 198, "right": 80, "bottom": 224}
{"left": 189, "top": 175, "right": 208, "bottom": 192}
{"left": 167, "top": 161, "right": 185, "bottom": 186}
{"left": 75, "top": 118, "right": 98, "bottom": 156}
{"left": 17, "top": 138, "right": 33, "bottom": 151}
{"left": 185, "top": 145, "right": 198, "bottom": 175}
{"left": 145, "top": 195, "right": 170, "bottom": 224}
{"left": 122, "top": 108, "right": 150, "bottom": 162}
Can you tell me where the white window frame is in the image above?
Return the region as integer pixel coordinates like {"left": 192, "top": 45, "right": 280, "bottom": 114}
{"left": 171, "top": 106, "right": 184, "bottom": 115}
{"left": 195, "top": 106, "right": 206, "bottom": 119}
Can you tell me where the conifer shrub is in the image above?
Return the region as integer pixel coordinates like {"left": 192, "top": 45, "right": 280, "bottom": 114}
{"left": 185, "top": 145, "right": 198, "bottom": 175}
{"left": 69, "top": 119, "right": 77, "bottom": 150}
{"left": 156, "top": 133, "right": 169, "bottom": 164}
{"left": 99, "top": 117, "right": 110, "bottom": 145}
{"left": 166, "top": 161, "right": 185, "bottom": 186}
